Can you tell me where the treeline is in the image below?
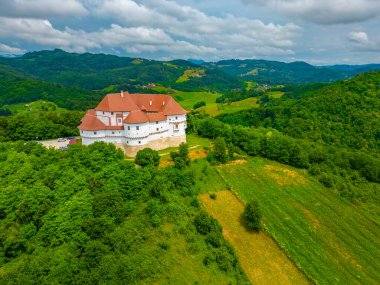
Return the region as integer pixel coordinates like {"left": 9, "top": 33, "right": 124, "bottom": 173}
{"left": 0, "top": 111, "right": 83, "bottom": 141}
{"left": 190, "top": 115, "right": 379, "bottom": 203}
{"left": 217, "top": 71, "right": 380, "bottom": 152}
{"left": 0, "top": 142, "right": 249, "bottom": 284}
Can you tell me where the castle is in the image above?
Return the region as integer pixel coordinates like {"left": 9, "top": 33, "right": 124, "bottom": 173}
{"left": 78, "top": 91, "right": 187, "bottom": 155}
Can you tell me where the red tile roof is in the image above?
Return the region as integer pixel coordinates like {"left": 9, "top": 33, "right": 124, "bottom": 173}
{"left": 95, "top": 92, "right": 187, "bottom": 115}
{"left": 78, "top": 110, "right": 124, "bottom": 131}
{"left": 80, "top": 92, "right": 186, "bottom": 128}
{"left": 146, "top": 113, "right": 167, "bottom": 122}
{"left": 123, "top": 110, "right": 148, "bottom": 124}
{"left": 78, "top": 109, "right": 106, "bottom": 131}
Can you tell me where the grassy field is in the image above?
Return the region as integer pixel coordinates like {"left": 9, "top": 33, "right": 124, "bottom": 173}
{"left": 3, "top": 100, "right": 66, "bottom": 113}
{"left": 267, "top": 91, "right": 284, "bottom": 98}
{"left": 200, "top": 190, "right": 310, "bottom": 285}
{"left": 150, "top": 86, "right": 259, "bottom": 116}
{"left": 198, "top": 98, "right": 259, "bottom": 116}
{"left": 213, "top": 158, "right": 380, "bottom": 285}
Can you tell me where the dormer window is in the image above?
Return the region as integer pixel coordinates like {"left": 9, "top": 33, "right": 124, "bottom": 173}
{"left": 118, "top": 118, "right": 122, "bottom": 124}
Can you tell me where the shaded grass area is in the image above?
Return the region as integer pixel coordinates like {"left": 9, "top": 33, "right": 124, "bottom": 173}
{"left": 200, "top": 190, "right": 310, "bottom": 285}
{"left": 215, "top": 157, "right": 380, "bottom": 285}
{"left": 3, "top": 100, "right": 66, "bottom": 113}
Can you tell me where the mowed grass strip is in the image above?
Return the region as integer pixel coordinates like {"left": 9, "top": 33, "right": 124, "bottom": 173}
{"left": 217, "top": 157, "right": 380, "bottom": 285}
{"left": 200, "top": 191, "right": 310, "bottom": 285}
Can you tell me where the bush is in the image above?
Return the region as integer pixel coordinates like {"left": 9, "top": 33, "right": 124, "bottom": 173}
{"left": 135, "top": 148, "right": 160, "bottom": 167}
{"left": 193, "top": 101, "right": 206, "bottom": 109}
{"left": 242, "top": 200, "right": 262, "bottom": 231}
{"left": 194, "top": 211, "right": 221, "bottom": 235}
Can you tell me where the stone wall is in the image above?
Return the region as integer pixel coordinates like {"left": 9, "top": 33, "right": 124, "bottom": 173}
{"left": 114, "top": 134, "right": 186, "bottom": 157}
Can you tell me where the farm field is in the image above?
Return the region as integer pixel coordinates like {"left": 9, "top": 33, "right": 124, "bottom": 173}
{"left": 200, "top": 190, "right": 310, "bottom": 285}
{"left": 213, "top": 158, "right": 380, "bottom": 285}
{"left": 198, "top": 97, "right": 259, "bottom": 116}
{"left": 150, "top": 85, "right": 259, "bottom": 115}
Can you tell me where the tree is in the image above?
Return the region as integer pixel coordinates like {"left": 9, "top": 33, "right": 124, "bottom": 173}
{"left": 170, "top": 143, "right": 189, "bottom": 169}
{"left": 213, "top": 137, "right": 228, "bottom": 164}
{"left": 242, "top": 200, "right": 262, "bottom": 231}
{"left": 135, "top": 148, "right": 160, "bottom": 167}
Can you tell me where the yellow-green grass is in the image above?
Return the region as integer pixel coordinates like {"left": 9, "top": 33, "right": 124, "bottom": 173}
{"left": 176, "top": 69, "right": 205, "bottom": 83}
{"left": 200, "top": 190, "right": 310, "bottom": 285}
{"left": 245, "top": 81, "right": 258, "bottom": 90}
{"left": 214, "top": 157, "right": 380, "bottom": 285}
{"left": 267, "top": 91, "right": 284, "bottom": 98}
{"left": 150, "top": 86, "right": 220, "bottom": 111}
{"left": 157, "top": 134, "right": 212, "bottom": 164}
{"left": 198, "top": 97, "right": 259, "bottom": 116}
{"left": 3, "top": 100, "right": 66, "bottom": 113}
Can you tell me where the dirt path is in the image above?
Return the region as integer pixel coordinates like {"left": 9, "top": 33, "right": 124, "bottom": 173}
{"left": 199, "top": 191, "right": 310, "bottom": 285}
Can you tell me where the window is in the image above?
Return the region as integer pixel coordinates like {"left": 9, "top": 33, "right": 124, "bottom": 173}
{"left": 156, "top": 121, "right": 158, "bottom": 124}
{"left": 118, "top": 118, "right": 122, "bottom": 123}
{"left": 112, "top": 131, "right": 114, "bottom": 134}
{"left": 127, "top": 141, "right": 129, "bottom": 143}
{"left": 156, "top": 128, "right": 159, "bottom": 131}
{"left": 127, "top": 126, "right": 130, "bottom": 130}
{"left": 136, "top": 126, "right": 140, "bottom": 130}
{"left": 111, "top": 112, "right": 114, "bottom": 115}
{"left": 138, "top": 141, "right": 141, "bottom": 144}
{"left": 103, "top": 111, "right": 104, "bottom": 114}
{"left": 175, "top": 116, "right": 178, "bottom": 120}
{"left": 94, "top": 132, "right": 97, "bottom": 135}
{"left": 81, "top": 131, "right": 83, "bottom": 134}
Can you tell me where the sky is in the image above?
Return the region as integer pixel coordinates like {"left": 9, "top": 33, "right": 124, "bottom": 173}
{"left": 0, "top": 0, "right": 379, "bottom": 65}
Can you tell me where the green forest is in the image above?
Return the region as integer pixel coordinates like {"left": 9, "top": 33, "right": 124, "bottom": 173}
{"left": 0, "top": 50, "right": 379, "bottom": 284}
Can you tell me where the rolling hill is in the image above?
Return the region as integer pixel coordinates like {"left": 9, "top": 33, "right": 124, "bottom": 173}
{"left": 202, "top": 59, "right": 380, "bottom": 85}
{"left": 0, "top": 49, "right": 243, "bottom": 92}
{"left": 218, "top": 70, "right": 380, "bottom": 151}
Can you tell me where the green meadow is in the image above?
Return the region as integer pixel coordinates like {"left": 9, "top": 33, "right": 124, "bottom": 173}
{"left": 211, "top": 157, "right": 379, "bottom": 285}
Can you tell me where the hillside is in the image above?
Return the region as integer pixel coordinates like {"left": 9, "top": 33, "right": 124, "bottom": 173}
{"left": 0, "top": 49, "right": 243, "bottom": 92}
{"left": 0, "top": 64, "right": 100, "bottom": 110}
{"left": 203, "top": 59, "right": 380, "bottom": 85}
{"left": 218, "top": 70, "right": 380, "bottom": 151}
{"left": 207, "top": 157, "right": 379, "bottom": 284}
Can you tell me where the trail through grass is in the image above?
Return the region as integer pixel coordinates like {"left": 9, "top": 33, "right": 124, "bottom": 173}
{"left": 200, "top": 191, "right": 310, "bottom": 285}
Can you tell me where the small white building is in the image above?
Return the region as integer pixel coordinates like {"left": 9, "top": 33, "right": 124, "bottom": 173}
{"left": 78, "top": 91, "right": 187, "bottom": 153}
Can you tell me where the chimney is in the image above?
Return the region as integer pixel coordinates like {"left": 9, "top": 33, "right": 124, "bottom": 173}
{"left": 149, "top": 100, "right": 152, "bottom": 106}
{"left": 121, "top": 90, "right": 124, "bottom": 98}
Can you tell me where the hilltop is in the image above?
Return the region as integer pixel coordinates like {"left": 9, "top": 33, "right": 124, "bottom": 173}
{"left": 202, "top": 59, "right": 380, "bottom": 85}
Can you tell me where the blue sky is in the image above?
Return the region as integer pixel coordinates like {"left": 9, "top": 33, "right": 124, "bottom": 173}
{"left": 0, "top": 0, "right": 379, "bottom": 64}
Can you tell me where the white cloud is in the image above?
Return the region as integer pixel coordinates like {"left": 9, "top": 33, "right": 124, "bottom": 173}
{"left": 0, "top": 0, "right": 88, "bottom": 18}
{"left": 91, "top": 0, "right": 301, "bottom": 58}
{"left": 349, "top": 31, "right": 369, "bottom": 44}
{"left": 0, "top": 43, "right": 25, "bottom": 54}
{"left": 348, "top": 31, "right": 380, "bottom": 51}
{"left": 243, "top": 0, "right": 380, "bottom": 24}
{"left": 0, "top": 0, "right": 302, "bottom": 60}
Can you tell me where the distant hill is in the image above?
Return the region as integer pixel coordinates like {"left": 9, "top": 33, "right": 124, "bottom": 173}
{"left": 0, "top": 49, "right": 243, "bottom": 92}
{"left": 218, "top": 70, "right": 380, "bottom": 151}
{"left": 0, "top": 63, "right": 99, "bottom": 110}
{"left": 202, "top": 59, "right": 380, "bottom": 85}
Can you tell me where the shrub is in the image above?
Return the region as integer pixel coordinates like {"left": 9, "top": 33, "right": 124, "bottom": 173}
{"left": 135, "top": 148, "right": 160, "bottom": 167}
{"left": 242, "top": 200, "right": 262, "bottom": 231}
{"left": 194, "top": 211, "right": 221, "bottom": 235}
{"left": 193, "top": 101, "right": 206, "bottom": 109}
